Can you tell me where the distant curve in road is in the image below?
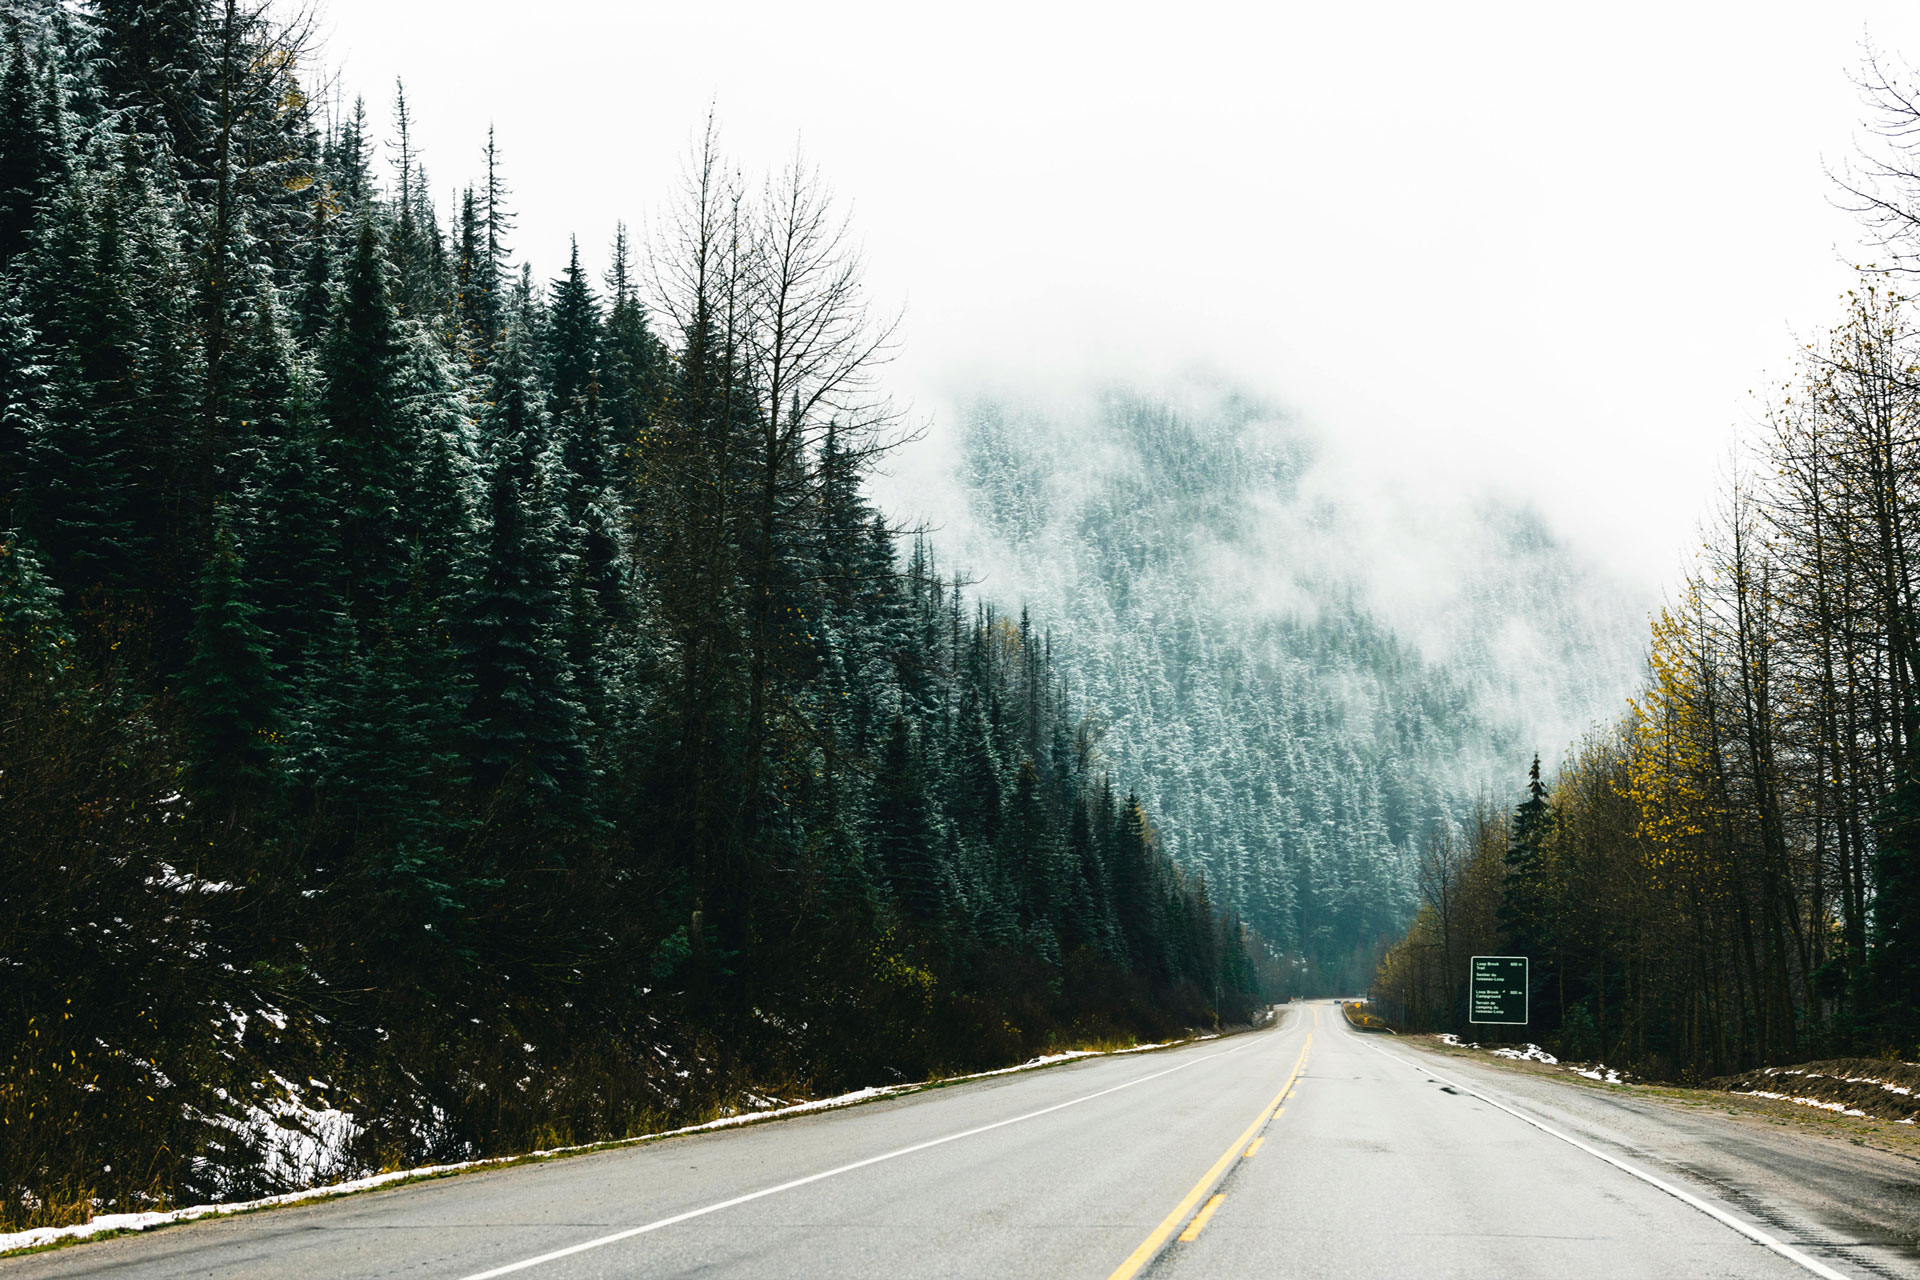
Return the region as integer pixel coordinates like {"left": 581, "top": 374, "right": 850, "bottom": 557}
{"left": 5, "top": 1002, "right": 1916, "bottom": 1279}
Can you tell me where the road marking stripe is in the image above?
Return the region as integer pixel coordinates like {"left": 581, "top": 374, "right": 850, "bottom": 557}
{"left": 454, "top": 1036, "right": 1264, "bottom": 1280}
{"left": 1356, "top": 1034, "right": 1855, "bottom": 1280}
{"left": 1242, "top": 1136, "right": 1264, "bottom": 1158}
{"left": 1104, "top": 1034, "right": 1312, "bottom": 1280}
{"left": 1177, "top": 1194, "right": 1225, "bottom": 1242}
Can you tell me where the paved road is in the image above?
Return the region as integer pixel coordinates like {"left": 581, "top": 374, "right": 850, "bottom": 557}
{"left": 6, "top": 1001, "right": 1917, "bottom": 1279}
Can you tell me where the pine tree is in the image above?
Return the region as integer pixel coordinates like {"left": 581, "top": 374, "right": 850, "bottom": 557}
{"left": 245, "top": 416, "right": 344, "bottom": 681}
{"left": 545, "top": 240, "right": 597, "bottom": 419}
{"left": 179, "top": 515, "right": 279, "bottom": 815}
{"left": 329, "top": 96, "right": 372, "bottom": 212}
{"left": 599, "top": 222, "right": 662, "bottom": 513}
{"left": 0, "top": 281, "right": 43, "bottom": 525}
{"left": 407, "top": 420, "right": 476, "bottom": 611}
{"left": 333, "top": 582, "right": 465, "bottom": 913}
{"left": 999, "top": 757, "right": 1059, "bottom": 932}
{"left": 545, "top": 238, "right": 604, "bottom": 517}
{"left": 279, "top": 601, "right": 356, "bottom": 789}
{"left": 0, "top": 19, "right": 56, "bottom": 268}
{"left": 870, "top": 714, "right": 947, "bottom": 923}
{"left": 454, "top": 185, "right": 487, "bottom": 365}
{"left": 26, "top": 166, "right": 146, "bottom": 601}
{"left": 456, "top": 327, "right": 588, "bottom": 807}
{"left": 1497, "top": 754, "right": 1553, "bottom": 1024}
{"left": 1113, "top": 790, "right": 1162, "bottom": 975}
{"left": 320, "top": 214, "right": 412, "bottom": 616}
{"left": 220, "top": 276, "right": 295, "bottom": 491}
{"left": 482, "top": 125, "right": 511, "bottom": 337}
{"left": 387, "top": 79, "right": 427, "bottom": 316}
{"left": 1053, "top": 786, "right": 1106, "bottom": 957}
{"left": 92, "top": 0, "right": 206, "bottom": 169}
{"left": 119, "top": 143, "right": 206, "bottom": 623}
{"left": 291, "top": 193, "right": 333, "bottom": 343}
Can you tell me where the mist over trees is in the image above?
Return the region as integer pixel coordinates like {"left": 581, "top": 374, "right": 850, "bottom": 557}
{"left": 945, "top": 388, "right": 1644, "bottom": 993}
{"left": 0, "top": 2, "right": 1257, "bottom": 1229}
{"left": 1376, "top": 57, "right": 1920, "bottom": 1075}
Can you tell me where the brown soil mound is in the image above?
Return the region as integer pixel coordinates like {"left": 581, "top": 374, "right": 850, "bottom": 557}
{"left": 1708, "top": 1058, "right": 1920, "bottom": 1123}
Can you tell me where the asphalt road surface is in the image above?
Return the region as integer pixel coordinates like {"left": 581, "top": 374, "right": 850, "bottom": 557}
{"left": 6, "top": 1001, "right": 1918, "bottom": 1279}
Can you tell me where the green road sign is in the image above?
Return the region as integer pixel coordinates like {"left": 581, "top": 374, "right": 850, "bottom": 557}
{"left": 1469, "top": 955, "right": 1528, "bottom": 1025}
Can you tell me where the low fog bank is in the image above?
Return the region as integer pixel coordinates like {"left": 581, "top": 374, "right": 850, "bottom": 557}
{"left": 874, "top": 372, "right": 1652, "bottom": 774}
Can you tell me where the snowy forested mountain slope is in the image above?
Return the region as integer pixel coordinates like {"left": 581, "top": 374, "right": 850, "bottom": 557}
{"left": 926, "top": 383, "right": 1647, "bottom": 988}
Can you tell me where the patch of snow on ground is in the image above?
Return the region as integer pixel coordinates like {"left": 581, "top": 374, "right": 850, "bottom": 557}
{"left": 1437, "top": 1034, "right": 1633, "bottom": 1083}
{"left": 251, "top": 1074, "right": 359, "bottom": 1188}
{"left": 960, "top": 1050, "right": 1099, "bottom": 1078}
{"left": 1490, "top": 1044, "right": 1558, "bottom": 1064}
{"left": 1741, "top": 1089, "right": 1867, "bottom": 1117}
{"left": 1827, "top": 1075, "right": 1911, "bottom": 1096}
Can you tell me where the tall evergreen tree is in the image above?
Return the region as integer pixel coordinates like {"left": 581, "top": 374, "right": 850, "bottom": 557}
{"left": 1497, "top": 754, "right": 1554, "bottom": 1024}
{"left": 0, "top": 281, "right": 43, "bottom": 524}
{"left": 870, "top": 714, "right": 947, "bottom": 923}
{"left": 26, "top": 165, "right": 146, "bottom": 601}
{"left": 999, "top": 757, "right": 1059, "bottom": 929}
{"left": 320, "top": 214, "right": 412, "bottom": 616}
{"left": 179, "top": 514, "right": 279, "bottom": 817}
{"left": 1113, "top": 790, "right": 1162, "bottom": 975}
{"left": 482, "top": 125, "right": 511, "bottom": 334}
{"left": 0, "top": 20, "right": 56, "bottom": 268}
{"left": 291, "top": 192, "right": 334, "bottom": 343}
{"left": 91, "top": 0, "right": 205, "bottom": 168}
{"left": 456, "top": 327, "right": 587, "bottom": 807}
{"left": 599, "top": 221, "right": 662, "bottom": 510}
{"left": 454, "top": 184, "right": 484, "bottom": 360}
{"left": 329, "top": 95, "right": 372, "bottom": 212}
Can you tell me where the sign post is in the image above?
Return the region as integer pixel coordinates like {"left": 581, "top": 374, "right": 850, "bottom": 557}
{"left": 1469, "top": 955, "right": 1528, "bottom": 1025}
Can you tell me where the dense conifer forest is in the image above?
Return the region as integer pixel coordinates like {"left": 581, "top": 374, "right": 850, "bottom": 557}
{"left": 0, "top": 1, "right": 1260, "bottom": 1228}
{"left": 1374, "top": 55, "right": 1920, "bottom": 1077}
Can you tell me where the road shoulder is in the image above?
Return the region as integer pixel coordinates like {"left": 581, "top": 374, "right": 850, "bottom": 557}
{"left": 1393, "top": 1033, "right": 1920, "bottom": 1165}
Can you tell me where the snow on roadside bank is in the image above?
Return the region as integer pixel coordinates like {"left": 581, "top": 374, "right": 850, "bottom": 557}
{"left": 0, "top": 1029, "right": 1219, "bottom": 1256}
{"left": 1737, "top": 1089, "right": 1869, "bottom": 1117}
{"left": 1435, "top": 1037, "right": 1919, "bottom": 1118}
{"left": 1711, "top": 1059, "right": 1920, "bottom": 1126}
{"left": 1436, "top": 1034, "right": 1627, "bottom": 1084}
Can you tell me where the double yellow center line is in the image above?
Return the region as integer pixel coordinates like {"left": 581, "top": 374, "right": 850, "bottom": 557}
{"left": 1104, "top": 1031, "right": 1313, "bottom": 1280}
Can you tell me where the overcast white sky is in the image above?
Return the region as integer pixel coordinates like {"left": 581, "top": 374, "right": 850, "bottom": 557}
{"left": 319, "top": 0, "right": 1920, "bottom": 592}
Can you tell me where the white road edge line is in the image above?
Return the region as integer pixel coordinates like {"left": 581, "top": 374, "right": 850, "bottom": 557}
{"left": 1354, "top": 1031, "right": 1854, "bottom": 1280}
{"left": 456, "top": 1031, "right": 1276, "bottom": 1280}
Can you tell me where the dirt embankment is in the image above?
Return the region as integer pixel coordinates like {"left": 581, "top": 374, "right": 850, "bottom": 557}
{"left": 1708, "top": 1058, "right": 1920, "bottom": 1124}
